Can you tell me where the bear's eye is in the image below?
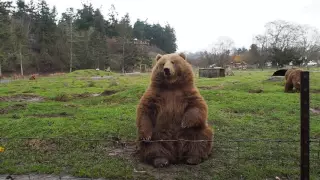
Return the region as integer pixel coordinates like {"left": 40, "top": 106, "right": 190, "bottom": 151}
{"left": 171, "top": 61, "right": 174, "bottom": 64}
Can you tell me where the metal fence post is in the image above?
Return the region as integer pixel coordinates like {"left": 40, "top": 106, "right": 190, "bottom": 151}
{"left": 300, "top": 71, "right": 310, "bottom": 180}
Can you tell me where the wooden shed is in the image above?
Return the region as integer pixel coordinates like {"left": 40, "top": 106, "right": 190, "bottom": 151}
{"left": 199, "top": 68, "right": 225, "bottom": 78}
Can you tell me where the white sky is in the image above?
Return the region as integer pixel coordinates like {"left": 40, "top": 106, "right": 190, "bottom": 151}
{"left": 20, "top": 0, "right": 320, "bottom": 53}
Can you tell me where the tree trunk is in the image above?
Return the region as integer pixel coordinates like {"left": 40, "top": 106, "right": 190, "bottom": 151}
{"left": 0, "top": 61, "right": 2, "bottom": 76}
{"left": 19, "top": 43, "right": 23, "bottom": 76}
{"left": 69, "top": 18, "right": 73, "bottom": 73}
{"left": 122, "top": 40, "right": 125, "bottom": 74}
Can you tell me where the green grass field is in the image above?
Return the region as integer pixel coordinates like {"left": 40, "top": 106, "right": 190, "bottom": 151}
{"left": 0, "top": 69, "right": 319, "bottom": 180}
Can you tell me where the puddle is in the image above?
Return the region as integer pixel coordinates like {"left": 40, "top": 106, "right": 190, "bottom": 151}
{"left": 91, "top": 76, "right": 113, "bottom": 80}
{"left": 0, "top": 79, "right": 13, "bottom": 84}
{"left": 310, "top": 107, "right": 320, "bottom": 114}
{"left": 265, "top": 76, "right": 285, "bottom": 82}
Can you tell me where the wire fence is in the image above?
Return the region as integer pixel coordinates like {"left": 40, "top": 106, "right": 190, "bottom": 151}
{"left": 0, "top": 136, "right": 319, "bottom": 180}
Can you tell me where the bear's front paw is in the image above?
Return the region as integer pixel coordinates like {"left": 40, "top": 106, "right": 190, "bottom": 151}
{"left": 153, "top": 157, "right": 169, "bottom": 168}
{"left": 186, "top": 157, "right": 202, "bottom": 165}
{"left": 139, "top": 131, "right": 152, "bottom": 142}
{"left": 181, "top": 119, "right": 193, "bottom": 128}
{"left": 181, "top": 121, "right": 188, "bottom": 128}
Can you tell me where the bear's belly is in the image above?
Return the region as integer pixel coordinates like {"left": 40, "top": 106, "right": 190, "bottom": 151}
{"left": 154, "top": 95, "right": 187, "bottom": 131}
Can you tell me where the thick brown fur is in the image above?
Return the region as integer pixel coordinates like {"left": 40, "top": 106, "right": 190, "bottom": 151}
{"left": 285, "top": 69, "right": 303, "bottom": 93}
{"left": 136, "top": 52, "right": 213, "bottom": 168}
{"left": 284, "top": 68, "right": 298, "bottom": 80}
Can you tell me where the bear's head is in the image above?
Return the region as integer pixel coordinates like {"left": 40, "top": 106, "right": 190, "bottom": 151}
{"left": 150, "top": 52, "right": 194, "bottom": 88}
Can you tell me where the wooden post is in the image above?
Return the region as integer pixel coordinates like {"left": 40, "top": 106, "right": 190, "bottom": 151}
{"left": 300, "top": 71, "right": 310, "bottom": 180}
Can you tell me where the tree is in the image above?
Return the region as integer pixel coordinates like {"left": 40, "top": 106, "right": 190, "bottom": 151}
{"left": 209, "top": 36, "right": 235, "bottom": 66}
{"left": 162, "top": 23, "right": 177, "bottom": 53}
{"left": 0, "top": 1, "right": 178, "bottom": 74}
{"left": 106, "top": 4, "right": 118, "bottom": 37}
{"left": 117, "top": 13, "right": 133, "bottom": 73}
{"left": 246, "top": 44, "right": 261, "bottom": 65}
{"left": 255, "top": 20, "right": 320, "bottom": 68}
{"left": 133, "top": 19, "right": 146, "bottom": 40}
{"left": 0, "top": 1, "right": 13, "bottom": 76}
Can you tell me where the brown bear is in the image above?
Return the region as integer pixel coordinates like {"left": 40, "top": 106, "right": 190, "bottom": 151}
{"left": 284, "top": 68, "right": 298, "bottom": 81}
{"left": 285, "top": 69, "right": 303, "bottom": 93}
{"left": 135, "top": 52, "right": 213, "bottom": 168}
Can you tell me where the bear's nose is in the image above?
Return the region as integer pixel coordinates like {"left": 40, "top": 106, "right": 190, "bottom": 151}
{"left": 164, "top": 68, "right": 170, "bottom": 75}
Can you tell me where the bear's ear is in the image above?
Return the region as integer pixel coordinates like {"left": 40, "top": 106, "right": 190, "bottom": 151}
{"left": 156, "top": 54, "right": 162, "bottom": 61}
{"left": 179, "top": 52, "right": 186, "bottom": 60}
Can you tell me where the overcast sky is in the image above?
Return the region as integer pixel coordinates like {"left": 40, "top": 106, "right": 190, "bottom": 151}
{"left": 21, "top": 0, "right": 320, "bottom": 53}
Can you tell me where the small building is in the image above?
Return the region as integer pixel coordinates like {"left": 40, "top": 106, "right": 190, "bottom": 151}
{"left": 199, "top": 68, "right": 225, "bottom": 78}
{"left": 230, "top": 55, "right": 247, "bottom": 69}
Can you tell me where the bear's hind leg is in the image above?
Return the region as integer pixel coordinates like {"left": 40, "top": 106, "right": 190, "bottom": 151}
{"left": 177, "top": 126, "right": 213, "bottom": 165}
{"left": 138, "top": 133, "right": 176, "bottom": 168}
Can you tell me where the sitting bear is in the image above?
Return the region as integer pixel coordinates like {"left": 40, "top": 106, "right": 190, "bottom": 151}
{"left": 136, "top": 52, "right": 213, "bottom": 168}
{"left": 285, "top": 68, "right": 303, "bottom": 92}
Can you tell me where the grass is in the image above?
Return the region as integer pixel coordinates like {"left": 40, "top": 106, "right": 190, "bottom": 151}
{"left": 0, "top": 69, "right": 320, "bottom": 180}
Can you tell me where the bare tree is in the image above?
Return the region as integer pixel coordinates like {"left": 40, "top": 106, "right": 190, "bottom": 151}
{"left": 255, "top": 20, "right": 320, "bottom": 67}
{"left": 209, "top": 36, "right": 235, "bottom": 67}
{"left": 296, "top": 25, "right": 320, "bottom": 64}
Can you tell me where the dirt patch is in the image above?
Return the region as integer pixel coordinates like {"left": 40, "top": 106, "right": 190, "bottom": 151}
{"left": 54, "top": 91, "right": 119, "bottom": 102}
{"left": 198, "top": 85, "right": 224, "bottom": 90}
{"left": 100, "top": 90, "right": 118, "bottom": 96}
{"left": 0, "top": 103, "right": 27, "bottom": 114}
{"left": 30, "top": 112, "right": 72, "bottom": 118}
{"left": 248, "top": 89, "right": 263, "bottom": 93}
{"left": 311, "top": 89, "right": 320, "bottom": 93}
{"left": 265, "top": 76, "right": 284, "bottom": 82}
{"left": 310, "top": 107, "right": 320, "bottom": 114}
{"left": 0, "top": 94, "right": 45, "bottom": 102}
{"left": 0, "top": 174, "right": 105, "bottom": 180}
{"left": 25, "top": 139, "right": 57, "bottom": 153}
{"left": 75, "top": 92, "right": 92, "bottom": 98}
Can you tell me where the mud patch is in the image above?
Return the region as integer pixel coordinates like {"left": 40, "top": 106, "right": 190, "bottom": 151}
{"left": 311, "top": 89, "right": 320, "bottom": 93}
{"left": 248, "top": 89, "right": 263, "bottom": 93}
{"left": 198, "top": 85, "right": 224, "bottom": 90}
{"left": 264, "top": 76, "right": 284, "bottom": 82}
{"left": 310, "top": 107, "right": 320, "bottom": 114}
{"left": 0, "top": 103, "right": 27, "bottom": 114}
{"left": 75, "top": 92, "right": 92, "bottom": 98}
{"left": 100, "top": 90, "right": 118, "bottom": 96}
{"left": 25, "top": 139, "right": 57, "bottom": 153}
{"left": 30, "top": 112, "right": 72, "bottom": 118}
{"left": 0, "top": 94, "right": 45, "bottom": 102}
{"left": 0, "top": 174, "right": 106, "bottom": 180}
{"left": 91, "top": 76, "right": 114, "bottom": 80}
{"left": 54, "top": 91, "right": 119, "bottom": 102}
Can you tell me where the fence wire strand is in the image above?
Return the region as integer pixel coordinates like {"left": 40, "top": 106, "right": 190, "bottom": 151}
{"left": 1, "top": 136, "right": 320, "bottom": 180}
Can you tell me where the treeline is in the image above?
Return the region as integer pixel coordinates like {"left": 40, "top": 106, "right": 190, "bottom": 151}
{"left": 0, "top": 0, "right": 177, "bottom": 75}
{"left": 188, "top": 20, "right": 320, "bottom": 69}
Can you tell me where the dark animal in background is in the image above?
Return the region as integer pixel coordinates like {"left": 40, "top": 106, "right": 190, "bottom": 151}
{"left": 272, "top": 69, "right": 288, "bottom": 76}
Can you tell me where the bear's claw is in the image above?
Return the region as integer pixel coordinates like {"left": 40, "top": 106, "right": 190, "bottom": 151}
{"left": 181, "top": 121, "right": 188, "bottom": 128}
{"left": 186, "top": 157, "right": 201, "bottom": 165}
{"left": 141, "top": 136, "right": 151, "bottom": 142}
{"left": 153, "top": 158, "right": 169, "bottom": 168}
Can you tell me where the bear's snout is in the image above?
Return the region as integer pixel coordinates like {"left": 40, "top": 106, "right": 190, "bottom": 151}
{"left": 164, "top": 68, "right": 171, "bottom": 76}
